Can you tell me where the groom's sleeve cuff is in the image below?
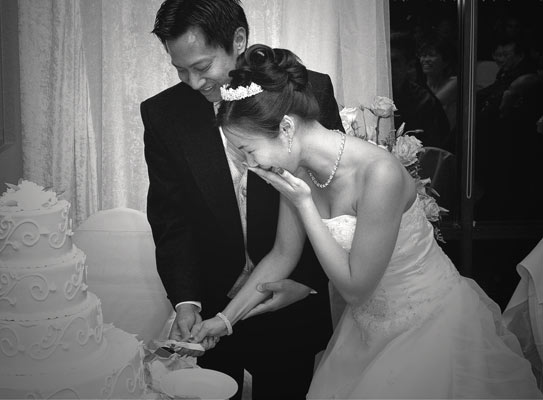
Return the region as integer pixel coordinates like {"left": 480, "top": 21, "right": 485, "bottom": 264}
{"left": 175, "top": 301, "right": 202, "bottom": 312}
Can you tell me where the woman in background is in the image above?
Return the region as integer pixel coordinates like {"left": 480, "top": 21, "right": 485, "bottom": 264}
{"left": 419, "top": 36, "right": 458, "bottom": 140}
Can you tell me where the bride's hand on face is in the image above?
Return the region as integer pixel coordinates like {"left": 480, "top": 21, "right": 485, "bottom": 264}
{"left": 249, "top": 166, "right": 312, "bottom": 208}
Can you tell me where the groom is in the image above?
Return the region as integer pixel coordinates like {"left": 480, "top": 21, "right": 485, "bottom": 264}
{"left": 141, "top": 0, "right": 343, "bottom": 398}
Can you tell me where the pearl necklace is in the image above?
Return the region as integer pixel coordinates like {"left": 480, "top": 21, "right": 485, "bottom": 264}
{"left": 307, "top": 130, "right": 346, "bottom": 189}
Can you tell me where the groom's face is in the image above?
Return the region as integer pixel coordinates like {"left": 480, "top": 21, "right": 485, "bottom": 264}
{"left": 166, "top": 27, "right": 244, "bottom": 103}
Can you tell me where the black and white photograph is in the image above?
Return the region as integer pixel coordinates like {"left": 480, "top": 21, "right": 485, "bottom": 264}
{"left": 1, "top": 0, "right": 543, "bottom": 398}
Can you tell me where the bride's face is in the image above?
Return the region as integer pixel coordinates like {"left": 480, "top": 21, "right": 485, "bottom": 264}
{"left": 223, "top": 126, "right": 293, "bottom": 172}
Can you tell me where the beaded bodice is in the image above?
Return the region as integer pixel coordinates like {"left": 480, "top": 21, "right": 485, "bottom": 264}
{"left": 322, "top": 196, "right": 461, "bottom": 341}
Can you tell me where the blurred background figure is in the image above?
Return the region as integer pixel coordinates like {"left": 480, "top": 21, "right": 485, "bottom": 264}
{"left": 475, "top": 37, "right": 537, "bottom": 208}
{"left": 434, "top": 15, "right": 457, "bottom": 44}
{"left": 478, "top": 37, "right": 536, "bottom": 121}
{"left": 477, "top": 73, "right": 543, "bottom": 220}
{"left": 499, "top": 73, "right": 543, "bottom": 120}
{"left": 502, "top": 13, "right": 523, "bottom": 42}
{"left": 390, "top": 31, "right": 452, "bottom": 152}
{"left": 419, "top": 36, "right": 458, "bottom": 138}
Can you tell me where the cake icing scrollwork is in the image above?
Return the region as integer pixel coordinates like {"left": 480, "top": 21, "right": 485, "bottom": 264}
{"left": 25, "top": 312, "right": 103, "bottom": 360}
{"left": 0, "top": 325, "right": 24, "bottom": 357}
{"left": 65, "top": 259, "right": 88, "bottom": 300}
{"left": 0, "top": 217, "right": 40, "bottom": 252}
{"left": 0, "top": 270, "right": 56, "bottom": 306}
{"left": 101, "top": 358, "right": 146, "bottom": 398}
{"left": 0, "top": 271, "right": 19, "bottom": 306}
{"left": 49, "top": 204, "right": 72, "bottom": 249}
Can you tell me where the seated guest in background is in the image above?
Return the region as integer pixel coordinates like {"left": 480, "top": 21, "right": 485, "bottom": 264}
{"left": 499, "top": 73, "right": 543, "bottom": 120}
{"left": 390, "top": 32, "right": 452, "bottom": 152}
{"left": 498, "top": 74, "right": 543, "bottom": 218}
{"left": 478, "top": 37, "right": 536, "bottom": 120}
{"left": 475, "top": 37, "right": 537, "bottom": 214}
{"left": 477, "top": 73, "right": 543, "bottom": 220}
{"left": 419, "top": 36, "right": 458, "bottom": 136}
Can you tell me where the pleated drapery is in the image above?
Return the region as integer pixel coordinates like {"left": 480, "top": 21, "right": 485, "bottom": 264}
{"left": 18, "top": 0, "right": 98, "bottom": 226}
{"left": 17, "top": 0, "right": 390, "bottom": 225}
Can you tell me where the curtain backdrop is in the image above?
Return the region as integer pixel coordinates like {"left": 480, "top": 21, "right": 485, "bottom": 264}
{"left": 246, "top": 0, "right": 391, "bottom": 108}
{"left": 100, "top": 0, "right": 177, "bottom": 213}
{"left": 17, "top": 0, "right": 390, "bottom": 225}
{"left": 18, "top": 0, "right": 98, "bottom": 226}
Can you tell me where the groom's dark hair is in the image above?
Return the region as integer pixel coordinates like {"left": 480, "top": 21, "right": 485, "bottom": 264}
{"left": 152, "top": 0, "right": 249, "bottom": 54}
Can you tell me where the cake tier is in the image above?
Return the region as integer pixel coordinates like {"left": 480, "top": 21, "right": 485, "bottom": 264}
{"left": 0, "top": 325, "right": 146, "bottom": 399}
{"left": 0, "top": 200, "right": 73, "bottom": 266}
{"left": 0, "top": 292, "right": 105, "bottom": 374}
{"left": 0, "top": 246, "right": 87, "bottom": 315}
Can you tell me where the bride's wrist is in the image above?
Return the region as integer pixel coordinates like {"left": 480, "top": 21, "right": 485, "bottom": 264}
{"left": 297, "top": 198, "right": 317, "bottom": 217}
{"left": 216, "top": 312, "right": 233, "bottom": 336}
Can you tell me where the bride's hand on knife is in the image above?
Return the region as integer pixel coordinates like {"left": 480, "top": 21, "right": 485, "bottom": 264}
{"left": 168, "top": 305, "right": 219, "bottom": 355}
{"left": 199, "top": 335, "right": 221, "bottom": 351}
{"left": 191, "top": 316, "right": 230, "bottom": 343}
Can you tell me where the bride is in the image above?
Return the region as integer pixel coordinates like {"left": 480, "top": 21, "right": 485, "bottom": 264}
{"left": 191, "top": 44, "right": 542, "bottom": 399}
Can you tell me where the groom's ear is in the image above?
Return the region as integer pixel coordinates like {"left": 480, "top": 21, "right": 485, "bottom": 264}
{"left": 232, "top": 27, "right": 247, "bottom": 55}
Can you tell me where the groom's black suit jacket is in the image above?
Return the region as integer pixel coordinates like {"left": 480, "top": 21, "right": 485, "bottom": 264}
{"left": 141, "top": 71, "right": 342, "bottom": 355}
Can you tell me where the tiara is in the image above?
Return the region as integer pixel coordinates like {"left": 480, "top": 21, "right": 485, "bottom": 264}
{"left": 220, "top": 82, "right": 263, "bottom": 101}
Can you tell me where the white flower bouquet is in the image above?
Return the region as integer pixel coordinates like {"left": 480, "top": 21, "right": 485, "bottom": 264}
{"left": 340, "top": 96, "right": 448, "bottom": 242}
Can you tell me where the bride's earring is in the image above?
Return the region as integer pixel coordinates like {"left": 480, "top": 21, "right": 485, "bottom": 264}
{"left": 280, "top": 115, "right": 295, "bottom": 153}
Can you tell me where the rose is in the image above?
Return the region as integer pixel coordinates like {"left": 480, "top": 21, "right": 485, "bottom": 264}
{"left": 419, "top": 195, "right": 442, "bottom": 222}
{"left": 392, "top": 135, "right": 422, "bottom": 167}
{"left": 339, "top": 107, "right": 361, "bottom": 137}
{"left": 342, "top": 94, "right": 446, "bottom": 242}
{"left": 368, "top": 96, "right": 397, "bottom": 118}
{"left": 362, "top": 96, "right": 397, "bottom": 144}
{"left": 416, "top": 178, "right": 432, "bottom": 195}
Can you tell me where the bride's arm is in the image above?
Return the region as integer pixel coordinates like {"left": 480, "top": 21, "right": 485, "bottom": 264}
{"left": 191, "top": 195, "right": 306, "bottom": 339}
{"left": 299, "top": 161, "right": 408, "bottom": 305}
{"left": 256, "top": 161, "right": 408, "bottom": 307}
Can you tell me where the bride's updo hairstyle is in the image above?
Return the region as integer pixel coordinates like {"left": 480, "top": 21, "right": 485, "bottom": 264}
{"left": 217, "top": 44, "right": 320, "bottom": 137}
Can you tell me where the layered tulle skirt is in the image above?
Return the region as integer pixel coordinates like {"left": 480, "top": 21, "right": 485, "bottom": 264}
{"left": 307, "top": 277, "right": 542, "bottom": 399}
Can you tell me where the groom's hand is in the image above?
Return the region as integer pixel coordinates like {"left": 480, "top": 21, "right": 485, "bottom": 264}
{"left": 242, "top": 279, "right": 313, "bottom": 320}
{"left": 169, "top": 304, "right": 202, "bottom": 357}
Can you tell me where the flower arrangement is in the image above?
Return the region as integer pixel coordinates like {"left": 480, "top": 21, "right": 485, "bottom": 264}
{"left": 340, "top": 96, "right": 448, "bottom": 243}
{"left": 0, "top": 180, "right": 59, "bottom": 211}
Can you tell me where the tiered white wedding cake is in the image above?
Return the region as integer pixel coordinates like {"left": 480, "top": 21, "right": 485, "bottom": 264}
{"left": 0, "top": 181, "right": 146, "bottom": 398}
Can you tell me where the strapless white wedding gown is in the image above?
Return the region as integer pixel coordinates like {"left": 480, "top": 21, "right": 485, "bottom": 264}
{"left": 307, "top": 196, "right": 542, "bottom": 399}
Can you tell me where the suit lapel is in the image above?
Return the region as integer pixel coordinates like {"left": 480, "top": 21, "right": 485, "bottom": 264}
{"left": 247, "top": 171, "right": 279, "bottom": 263}
{"left": 173, "top": 100, "right": 244, "bottom": 245}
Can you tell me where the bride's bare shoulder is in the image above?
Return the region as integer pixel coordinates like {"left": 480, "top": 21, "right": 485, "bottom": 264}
{"left": 350, "top": 142, "right": 403, "bottom": 179}
{"left": 354, "top": 152, "right": 413, "bottom": 205}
